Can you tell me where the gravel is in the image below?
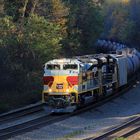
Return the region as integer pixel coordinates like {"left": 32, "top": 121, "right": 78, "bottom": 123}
{"left": 127, "top": 131, "right": 140, "bottom": 140}
{"left": 9, "top": 82, "right": 140, "bottom": 140}
{"left": 0, "top": 111, "right": 46, "bottom": 130}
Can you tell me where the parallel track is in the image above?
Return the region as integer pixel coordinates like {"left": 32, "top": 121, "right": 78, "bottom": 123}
{"left": 83, "top": 116, "right": 140, "bottom": 140}
{"left": 0, "top": 103, "right": 43, "bottom": 124}
{"left": 0, "top": 75, "right": 139, "bottom": 140}
{"left": 0, "top": 114, "right": 67, "bottom": 140}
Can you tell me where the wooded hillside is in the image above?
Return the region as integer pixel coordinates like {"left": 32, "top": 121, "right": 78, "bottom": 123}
{"left": 0, "top": 0, "right": 139, "bottom": 112}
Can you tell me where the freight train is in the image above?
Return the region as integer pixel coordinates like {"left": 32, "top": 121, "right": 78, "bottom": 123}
{"left": 42, "top": 40, "right": 140, "bottom": 112}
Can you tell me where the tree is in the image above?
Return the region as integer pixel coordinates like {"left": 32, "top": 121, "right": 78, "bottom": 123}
{"left": 0, "top": 0, "right": 4, "bottom": 16}
{"left": 102, "top": 0, "right": 134, "bottom": 43}
{"left": 34, "top": 0, "right": 69, "bottom": 44}
{"left": 24, "top": 14, "right": 63, "bottom": 61}
{"left": 4, "top": 0, "right": 39, "bottom": 21}
{"left": 129, "top": 0, "right": 140, "bottom": 45}
{"left": 0, "top": 14, "right": 63, "bottom": 94}
{"left": 109, "top": 6, "right": 134, "bottom": 42}
{"left": 63, "top": 0, "right": 103, "bottom": 56}
{"left": 0, "top": 0, "right": 104, "bottom": 110}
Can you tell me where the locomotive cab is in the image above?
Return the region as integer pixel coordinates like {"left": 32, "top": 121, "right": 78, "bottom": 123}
{"left": 42, "top": 59, "right": 81, "bottom": 112}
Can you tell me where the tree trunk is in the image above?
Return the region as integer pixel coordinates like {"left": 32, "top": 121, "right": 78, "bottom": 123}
{"left": 22, "top": 0, "right": 29, "bottom": 18}
{"left": 30, "top": 0, "right": 39, "bottom": 15}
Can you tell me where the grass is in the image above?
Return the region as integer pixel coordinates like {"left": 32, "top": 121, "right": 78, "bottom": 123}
{"left": 58, "top": 124, "right": 96, "bottom": 140}
{"left": 62, "top": 130, "right": 84, "bottom": 139}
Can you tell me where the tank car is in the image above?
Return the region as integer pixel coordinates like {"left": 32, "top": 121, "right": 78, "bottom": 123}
{"left": 42, "top": 41, "right": 140, "bottom": 113}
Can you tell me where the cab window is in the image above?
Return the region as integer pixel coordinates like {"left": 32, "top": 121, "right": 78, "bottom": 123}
{"left": 46, "top": 64, "right": 60, "bottom": 70}
{"left": 63, "top": 64, "right": 78, "bottom": 70}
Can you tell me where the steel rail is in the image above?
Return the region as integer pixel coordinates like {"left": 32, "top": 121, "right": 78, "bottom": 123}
{"left": 0, "top": 114, "right": 67, "bottom": 140}
{"left": 0, "top": 103, "right": 43, "bottom": 124}
{"left": 120, "top": 126, "right": 140, "bottom": 138}
{"left": 83, "top": 116, "right": 140, "bottom": 140}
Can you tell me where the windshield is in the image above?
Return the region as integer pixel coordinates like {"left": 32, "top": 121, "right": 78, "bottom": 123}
{"left": 46, "top": 64, "right": 60, "bottom": 70}
{"left": 63, "top": 64, "right": 78, "bottom": 70}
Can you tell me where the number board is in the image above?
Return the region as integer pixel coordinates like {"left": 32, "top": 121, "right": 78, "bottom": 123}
{"left": 56, "top": 83, "right": 63, "bottom": 89}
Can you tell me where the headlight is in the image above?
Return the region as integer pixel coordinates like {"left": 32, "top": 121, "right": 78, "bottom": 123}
{"left": 49, "top": 88, "right": 52, "bottom": 92}
{"left": 66, "top": 89, "right": 69, "bottom": 92}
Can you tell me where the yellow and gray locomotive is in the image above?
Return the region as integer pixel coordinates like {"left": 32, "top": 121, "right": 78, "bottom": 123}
{"left": 42, "top": 40, "right": 140, "bottom": 112}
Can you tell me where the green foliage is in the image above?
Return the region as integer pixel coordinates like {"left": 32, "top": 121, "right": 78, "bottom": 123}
{"left": 0, "top": 0, "right": 104, "bottom": 112}
{"left": 24, "top": 14, "right": 63, "bottom": 61}
{"left": 63, "top": 130, "right": 84, "bottom": 138}
{"left": 63, "top": 0, "right": 103, "bottom": 56}
{"left": 108, "top": 6, "right": 134, "bottom": 42}
{"left": 4, "top": 0, "right": 24, "bottom": 20}
{"left": 4, "top": 0, "right": 39, "bottom": 21}
{"left": 0, "top": 14, "right": 63, "bottom": 70}
{"left": 129, "top": 0, "right": 140, "bottom": 45}
{"left": 0, "top": 16, "right": 17, "bottom": 46}
{"left": 103, "top": 0, "right": 140, "bottom": 45}
{"left": 0, "top": 14, "right": 63, "bottom": 111}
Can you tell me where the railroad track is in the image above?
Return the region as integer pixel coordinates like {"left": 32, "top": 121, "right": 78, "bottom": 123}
{"left": 0, "top": 103, "right": 43, "bottom": 124}
{"left": 83, "top": 115, "right": 140, "bottom": 140}
{"left": 0, "top": 114, "right": 68, "bottom": 140}
{"left": 0, "top": 76, "right": 139, "bottom": 140}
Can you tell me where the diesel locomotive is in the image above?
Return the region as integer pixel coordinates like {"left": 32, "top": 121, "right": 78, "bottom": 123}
{"left": 42, "top": 40, "right": 140, "bottom": 112}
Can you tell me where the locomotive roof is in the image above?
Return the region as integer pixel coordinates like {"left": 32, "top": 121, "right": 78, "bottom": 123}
{"left": 45, "top": 50, "right": 135, "bottom": 66}
{"left": 45, "top": 58, "right": 82, "bottom": 65}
